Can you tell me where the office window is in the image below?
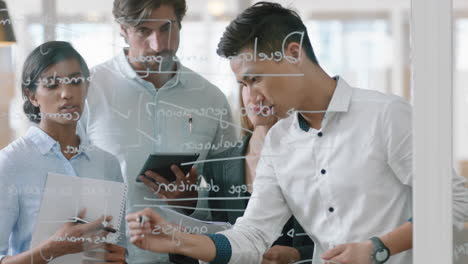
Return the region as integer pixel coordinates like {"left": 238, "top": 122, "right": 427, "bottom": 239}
{"left": 307, "top": 19, "right": 392, "bottom": 93}
{"left": 27, "top": 24, "right": 44, "bottom": 49}
{"left": 55, "top": 23, "right": 120, "bottom": 67}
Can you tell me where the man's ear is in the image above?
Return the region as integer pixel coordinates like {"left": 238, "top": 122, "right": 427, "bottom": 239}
{"left": 284, "top": 42, "right": 304, "bottom": 65}
{"left": 26, "top": 90, "right": 39, "bottom": 108}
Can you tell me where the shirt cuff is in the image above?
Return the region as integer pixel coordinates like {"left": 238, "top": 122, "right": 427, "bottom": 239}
{"left": 408, "top": 217, "right": 413, "bottom": 223}
{"left": 204, "top": 234, "right": 232, "bottom": 264}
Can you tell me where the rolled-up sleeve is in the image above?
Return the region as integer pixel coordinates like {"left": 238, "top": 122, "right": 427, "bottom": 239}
{"left": 384, "top": 97, "right": 468, "bottom": 230}
{"left": 384, "top": 98, "right": 413, "bottom": 186}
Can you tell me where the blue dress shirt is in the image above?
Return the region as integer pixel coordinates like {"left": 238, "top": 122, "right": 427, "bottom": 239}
{"left": 0, "top": 126, "right": 126, "bottom": 261}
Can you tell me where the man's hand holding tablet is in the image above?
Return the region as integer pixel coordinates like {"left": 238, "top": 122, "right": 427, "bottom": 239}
{"left": 137, "top": 153, "right": 200, "bottom": 213}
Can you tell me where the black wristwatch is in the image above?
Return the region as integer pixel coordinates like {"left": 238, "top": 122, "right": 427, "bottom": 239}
{"left": 370, "top": 237, "right": 390, "bottom": 264}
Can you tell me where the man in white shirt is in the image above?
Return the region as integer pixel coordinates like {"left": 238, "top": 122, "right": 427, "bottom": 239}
{"left": 126, "top": 2, "right": 468, "bottom": 264}
{"left": 79, "top": 0, "right": 236, "bottom": 263}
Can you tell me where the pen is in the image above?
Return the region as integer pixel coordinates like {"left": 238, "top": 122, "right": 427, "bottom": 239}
{"left": 68, "top": 216, "right": 117, "bottom": 233}
{"left": 188, "top": 114, "right": 193, "bottom": 134}
{"left": 138, "top": 215, "right": 149, "bottom": 227}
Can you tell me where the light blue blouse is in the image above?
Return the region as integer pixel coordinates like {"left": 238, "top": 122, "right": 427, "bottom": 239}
{"left": 0, "top": 126, "right": 126, "bottom": 260}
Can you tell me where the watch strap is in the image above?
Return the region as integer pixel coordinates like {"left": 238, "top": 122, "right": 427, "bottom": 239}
{"left": 370, "top": 237, "right": 390, "bottom": 264}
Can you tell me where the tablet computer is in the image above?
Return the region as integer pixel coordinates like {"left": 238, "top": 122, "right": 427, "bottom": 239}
{"left": 136, "top": 152, "right": 200, "bottom": 183}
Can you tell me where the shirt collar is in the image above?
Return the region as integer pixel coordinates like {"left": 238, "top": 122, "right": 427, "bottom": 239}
{"left": 26, "top": 126, "right": 90, "bottom": 160}
{"left": 117, "top": 48, "right": 182, "bottom": 90}
{"left": 326, "top": 76, "right": 352, "bottom": 113}
{"left": 297, "top": 114, "right": 311, "bottom": 132}
{"left": 26, "top": 126, "right": 57, "bottom": 155}
{"left": 296, "top": 76, "right": 353, "bottom": 132}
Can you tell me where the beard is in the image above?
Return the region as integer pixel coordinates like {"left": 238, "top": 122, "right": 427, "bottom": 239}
{"left": 142, "top": 50, "right": 176, "bottom": 72}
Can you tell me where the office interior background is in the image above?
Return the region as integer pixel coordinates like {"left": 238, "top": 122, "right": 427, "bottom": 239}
{"left": 0, "top": 0, "right": 467, "bottom": 263}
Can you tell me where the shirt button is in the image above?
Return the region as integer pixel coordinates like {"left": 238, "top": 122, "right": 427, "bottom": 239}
{"left": 318, "top": 132, "right": 323, "bottom": 137}
{"left": 329, "top": 207, "right": 335, "bottom": 213}
{"left": 321, "top": 169, "right": 326, "bottom": 175}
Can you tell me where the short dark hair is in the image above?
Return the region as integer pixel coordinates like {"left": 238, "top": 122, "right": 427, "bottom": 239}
{"left": 113, "top": 0, "right": 187, "bottom": 28}
{"left": 217, "top": 1, "right": 318, "bottom": 64}
{"left": 21, "top": 41, "right": 90, "bottom": 123}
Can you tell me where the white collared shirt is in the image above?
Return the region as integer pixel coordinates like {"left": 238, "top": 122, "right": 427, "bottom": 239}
{"left": 219, "top": 77, "right": 468, "bottom": 264}
{"left": 79, "top": 49, "right": 237, "bottom": 263}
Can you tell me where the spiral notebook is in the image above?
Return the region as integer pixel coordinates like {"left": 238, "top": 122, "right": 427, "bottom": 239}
{"left": 31, "top": 173, "right": 127, "bottom": 263}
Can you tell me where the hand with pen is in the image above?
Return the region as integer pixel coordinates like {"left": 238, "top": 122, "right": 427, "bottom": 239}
{"left": 126, "top": 208, "right": 182, "bottom": 254}
{"left": 127, "top": 208, "right": 219, "bottom": 263}
{"left": 139, "top": 165, "right": 200, "bottom": 212}
{"left": 0, "top": 208, "right": 126, "bottom": 264}
{"left": 46, "top": 209, "right": 126, "bottom": 264}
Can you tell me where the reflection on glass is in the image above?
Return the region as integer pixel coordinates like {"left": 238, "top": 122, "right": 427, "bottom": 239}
{"left": 0, "top": 1, "right": 428, "bottom": 263}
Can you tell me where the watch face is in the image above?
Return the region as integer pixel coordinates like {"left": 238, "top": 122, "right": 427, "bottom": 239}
{"left": 376, "top": 249, "right": 389, "bottom": 261}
